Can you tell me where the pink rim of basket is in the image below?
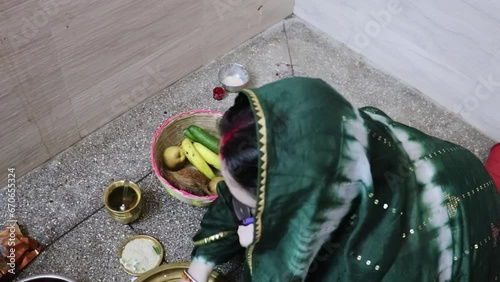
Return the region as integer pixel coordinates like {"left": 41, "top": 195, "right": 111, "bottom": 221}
{"left": 151, "top": 109, "right": 223, "bottom": 200}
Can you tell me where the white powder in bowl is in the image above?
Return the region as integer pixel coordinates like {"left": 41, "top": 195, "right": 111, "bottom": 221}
{"left": 223, "top": 76, "right": 244, "bottom": 87}
{"left": 120, "top": 238, "right": 162, "bottom": 274}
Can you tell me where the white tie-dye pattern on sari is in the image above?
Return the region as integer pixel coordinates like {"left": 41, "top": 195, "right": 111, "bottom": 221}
{"left": 364, "top": 111, "right": 453, "bottom": 282}
{"left": 287, "top": 110, "right": 373, "bottom": 279}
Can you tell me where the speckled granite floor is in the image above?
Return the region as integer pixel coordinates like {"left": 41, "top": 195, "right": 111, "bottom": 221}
{"left": 0, "top": 16, "right": 495, "bottom": 282}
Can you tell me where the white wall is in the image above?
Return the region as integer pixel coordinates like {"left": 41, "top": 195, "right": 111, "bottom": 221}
{"left": 295, "top": 0, "right": 500, "bottom": 141}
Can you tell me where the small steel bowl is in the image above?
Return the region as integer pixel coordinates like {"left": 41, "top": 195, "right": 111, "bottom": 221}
{"left": 218, "top": 63, "right": 250, "bottom": 92}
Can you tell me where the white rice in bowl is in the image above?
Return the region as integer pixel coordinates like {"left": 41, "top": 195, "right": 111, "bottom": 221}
{"left": 120, "top": 237, "right": 163, "bottom": 275}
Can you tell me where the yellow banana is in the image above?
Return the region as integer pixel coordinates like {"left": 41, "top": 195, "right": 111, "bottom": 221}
{"left": 193, "top": 142, "right": 221, "bottom": 170}
{"left": 181, "top": 138, "right": 215, "bottom": 179}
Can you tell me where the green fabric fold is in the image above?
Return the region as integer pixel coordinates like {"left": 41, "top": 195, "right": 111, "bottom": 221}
{"left": 191, "top": 181, "right": 243, "bottom": 266}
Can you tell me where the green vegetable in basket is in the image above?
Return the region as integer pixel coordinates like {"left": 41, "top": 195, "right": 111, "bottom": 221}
{"left": 186, "top": 125, "right": 220, "bottom": 154}
{"left": 183, "top": 128, "right": 197, "bottom": 141}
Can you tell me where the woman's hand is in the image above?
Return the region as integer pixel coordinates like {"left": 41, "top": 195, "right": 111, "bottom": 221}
{"left": 237, "top": 223, "right": 254, "bottom": 247}
{"left": 179, "top": 259, "right": 214, "bottom": 282}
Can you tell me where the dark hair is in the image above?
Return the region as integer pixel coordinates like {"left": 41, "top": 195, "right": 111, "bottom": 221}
{"left": 219, "top": 93, "right": 259, "bottom": 196}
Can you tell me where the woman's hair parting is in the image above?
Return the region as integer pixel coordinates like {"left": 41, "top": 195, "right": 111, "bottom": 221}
{"left": 219, "top": 93, "right": 259, "bottom": 196}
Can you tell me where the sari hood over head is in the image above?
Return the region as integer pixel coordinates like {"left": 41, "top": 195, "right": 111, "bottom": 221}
{"left": 191, "top": 77, "right": 500, "bottom": 282}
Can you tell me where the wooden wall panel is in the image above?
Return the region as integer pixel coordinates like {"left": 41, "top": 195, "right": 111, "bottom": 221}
{"left": 0, "top": 1, "right": 54, "bottom": 51}
{"left": 72, "top": 27, "right": 203, "bottom": 136}
{"left": 0, "top": 62, "right": 29, "bottom": 137}
{"left": 202, "top": 0, "right": 294, "bottom": 63}
{"left": 0, "top": 90, "right": 28, "bottom": 137}
{"left": 0, "top": 0, "right": 23, "bottom": 12}
{"left": 36, "top": 98, "right": 80, "bottom": 155}
{"left": 0, "top": 0, "right": 293, "bottom": 184}
{"left": 1, "top": 32, "right": 55, "bottom": 185}
{"left": 1, "top": 1, "right": 81, "bottom": 167}
{"left": 0, "top": 122, "right": 51, "bottom": 186}
{"left": 65, "top": 0, "right": 203, "bottom": 136}
{"left": 54, "top": 0, "right": 196, "bottom": 96}
{"left": 11, "top": 39, "right": 80, "bottom": 156}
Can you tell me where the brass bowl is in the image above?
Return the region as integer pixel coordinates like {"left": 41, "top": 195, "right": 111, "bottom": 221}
{"left": 135, "top": 262, "right": 223, "bottom": 282}
{"left": 118, "top": 235, "right": 165, "bottom": 276}
{"left": 103, "top": 180, "right": 143, "bottom": 224}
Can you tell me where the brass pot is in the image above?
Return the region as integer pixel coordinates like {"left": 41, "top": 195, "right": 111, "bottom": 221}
{"left": 103, "top": 180, "right": 143, "bottom": 224}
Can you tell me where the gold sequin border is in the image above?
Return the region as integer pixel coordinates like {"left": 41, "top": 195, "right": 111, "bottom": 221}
{"left": 193, "top": 231, "right": 234, "bottom": 246}
{"left": 354, "top": 180, "right": 497, "bottom": 270}
{"left": 241, "top": 89, "right": 268, "bottom": 274}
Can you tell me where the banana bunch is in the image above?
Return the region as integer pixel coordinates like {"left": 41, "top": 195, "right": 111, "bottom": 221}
{"left": 193, "top": 142, "right": 221, "bottom": 170}
{"left": 181, "top": 138, "right": 216, "bottom": 180}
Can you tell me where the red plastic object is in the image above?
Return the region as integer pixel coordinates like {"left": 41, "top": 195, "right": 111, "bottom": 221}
{"left": 213, "top": 87, "right": 225, "bottom": 100}
{"left": 485, "top": 143, "right": 500, "bottom": 193}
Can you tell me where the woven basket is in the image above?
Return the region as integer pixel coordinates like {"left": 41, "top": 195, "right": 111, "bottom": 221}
{"left": 151, "top": 110, "right": 223, "bottom": 207}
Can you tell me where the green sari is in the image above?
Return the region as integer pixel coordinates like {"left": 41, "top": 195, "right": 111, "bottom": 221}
{"left": 191, "top": 77, "right": 500, "bottom": 281}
